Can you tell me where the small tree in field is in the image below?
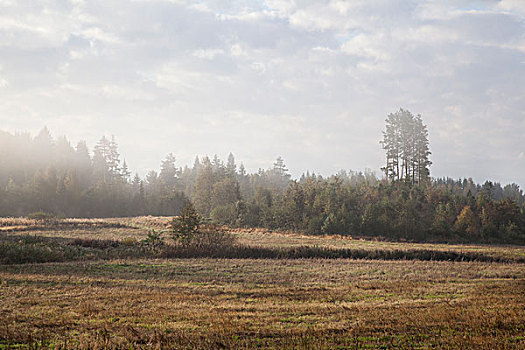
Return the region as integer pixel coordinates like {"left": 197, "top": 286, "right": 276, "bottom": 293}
{"left": 171, "top": 201, "right": 201, "bottom": 246}
{"left": 170, "top": 201, "right": 237, "bottom": 249}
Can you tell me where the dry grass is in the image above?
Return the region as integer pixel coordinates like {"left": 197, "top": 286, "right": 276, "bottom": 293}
{"left": 230, "top": 227, "right": 525, "bottom": 261}
{"left": 3, "top": 216, "right": 524, "bottom": 260}
{"left": 0, "top": 217, "right": 524, "bottom": 349}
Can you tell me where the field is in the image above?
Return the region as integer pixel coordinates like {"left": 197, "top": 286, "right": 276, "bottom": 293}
{"left": 1, "top": 217, "right": 524, "bottom": 349}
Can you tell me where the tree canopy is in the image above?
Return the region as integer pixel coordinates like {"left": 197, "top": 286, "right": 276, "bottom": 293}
{"left": 0, "top": 126, "right": 523, "bottom": 244}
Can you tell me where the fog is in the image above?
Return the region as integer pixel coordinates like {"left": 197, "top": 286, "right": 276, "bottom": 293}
{"left": 0, "top": 0, "right": 524, "bottom": 187}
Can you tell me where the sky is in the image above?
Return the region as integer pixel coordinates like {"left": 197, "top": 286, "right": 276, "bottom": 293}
{"left": 0, "top": 0, "right": 524, "bottom": 187}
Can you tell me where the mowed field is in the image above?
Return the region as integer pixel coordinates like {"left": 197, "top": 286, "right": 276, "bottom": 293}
{"left": 1, "top": 217, "right": 524, "bottom": 349}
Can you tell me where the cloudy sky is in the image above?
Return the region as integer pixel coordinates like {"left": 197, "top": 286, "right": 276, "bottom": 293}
{"left": 0, "top": 0, "right": 524, "bottom": 187}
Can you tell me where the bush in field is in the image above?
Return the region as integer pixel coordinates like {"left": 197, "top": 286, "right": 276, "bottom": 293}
{"left": 0, "top": 236, "right": 80, "bottom": 264}
{"left": 141, "top": 230, "right": 165, "bottom": 249}
{"left": 187, "top": 224, "right": 236, "bottom": 249}
{"left": 170, "top": 202, "right": 201, "bottom": 246}
{"left": 171, "top": 202, "right": 236, "bottom": 248}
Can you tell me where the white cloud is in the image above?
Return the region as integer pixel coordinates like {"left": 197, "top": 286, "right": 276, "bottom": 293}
{"left": 101, "top": 84, "right": 156, "bottom": 101}
{"left": 230, "top": 43, "right": 247, "bottom": 57}
{"left": 192, "top": 48, "right": 225, "bottom": 60}
{"left": 79, "top": 27, "right": 120, "bottom": 44}
{"left": 340, "top": 33, "right": 391, "bottom": 61}
{"left": 496, "top": 0, "right": 525, "bottom": 17}
{"left": 0, "top": 0, "right": 523, "bottom": 187}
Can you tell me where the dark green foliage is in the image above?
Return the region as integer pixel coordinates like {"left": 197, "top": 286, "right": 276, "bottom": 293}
{"left": 171, "top": 201, "right": 237, "bottom": 249}
{"left": 141, "top": 230, "right": 164, "bottom": 247}
{"left": 170, "top": 202, "right": 201, "bottom": 246}
{"left": 0, "top": 128, "right": 524, "bottom": 244}
{"left": 233, "top": 178, "right": 524, "bottom": 244}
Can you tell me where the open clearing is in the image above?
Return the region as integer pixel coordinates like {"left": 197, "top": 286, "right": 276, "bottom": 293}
{"left": 0, "top": 217, "right": 524, "bottom": 349}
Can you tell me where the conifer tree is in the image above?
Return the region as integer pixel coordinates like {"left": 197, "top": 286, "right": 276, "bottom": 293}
{"left": 381, "top": 109, "right": 431, "bottom": 185}
{"left": 226, "top": 152, "right": 237, "bottom": 178}
{"left": 121, "top": 160, "right": 131, "bottom": 183}
{"left": 194, "top": 157, "right": 214, "bottom": 216}
{"left": 159, "top": 153, "right": 178, "bottom": 189}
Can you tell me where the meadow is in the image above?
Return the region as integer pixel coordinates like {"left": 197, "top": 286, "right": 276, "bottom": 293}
{"left": 0, "top": 217, "right": 524, "bottom": 349}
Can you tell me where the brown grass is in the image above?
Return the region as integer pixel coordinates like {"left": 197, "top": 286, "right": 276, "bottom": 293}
{"left": 0, "top": 217, "right": 524, "bottom": 349}
{"left": 3, "top": 216, "right": 524, "bottom": 260}
{"left": 230, "top": 227, "right": 525, "bottom": 261}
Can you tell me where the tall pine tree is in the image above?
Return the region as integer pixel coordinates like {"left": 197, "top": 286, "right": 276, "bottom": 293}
{"left": 381, "top": 109, "right": 431, "bottom": 185}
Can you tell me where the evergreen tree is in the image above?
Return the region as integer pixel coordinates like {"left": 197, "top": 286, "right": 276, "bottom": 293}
{"left": 107, "top": 135, "right": 121, "bottom": 181}
{"left": 226, "top": 152, "right": 237, "bottom": 178}
{"left": 121, "top": 160, "right": 131, "bottom": 183}
{"left": 93, "top": 136, "right": 111, "bottom": 183}
{"left": 381, "top": 109, "right": 431, "bottom": 185}
{"left": 238, "top": 162, "right": 246, "bottom": 177}
{"left": 272, "top": 156, "right": 289, "bottom": 176}
{"left": 159, "top": 153, "right": 178, "bottom": 189}
{"left": 194, "top": 157, "right": 214, "bottom": 216}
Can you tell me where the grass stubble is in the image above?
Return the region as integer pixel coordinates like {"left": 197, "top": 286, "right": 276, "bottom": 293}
{"left": 0, "top": 217, "right": 524, "bottom": 349}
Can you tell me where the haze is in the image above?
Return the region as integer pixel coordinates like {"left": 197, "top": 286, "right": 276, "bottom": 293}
{"left": 0, "top": 0, "right": 524, "bottom": 187}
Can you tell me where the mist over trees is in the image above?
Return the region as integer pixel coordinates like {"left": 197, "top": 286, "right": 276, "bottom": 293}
{"left": 0, "top": 116, "right": 524, "bottom": 244}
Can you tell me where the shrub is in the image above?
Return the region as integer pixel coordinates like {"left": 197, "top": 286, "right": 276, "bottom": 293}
{"left": 170, "top": 202, "right": 236, "bottom": 249}
{"left": 187, "top": 224, "right": 236, "bottom": 249}
{"left": 0, "top": 237, "right": 81, "bottom": 264}
{"left": 170, "top": 202, "right": 201, "bottom": 246}
{"left": 141, "top": 230, "right": 165, "bottom": 249}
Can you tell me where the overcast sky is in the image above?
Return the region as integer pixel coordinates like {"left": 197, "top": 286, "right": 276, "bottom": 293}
{"left": 0, "top": 0, "right": 524, "bottom": 187}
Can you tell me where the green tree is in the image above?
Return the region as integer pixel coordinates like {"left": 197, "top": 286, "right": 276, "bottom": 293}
{"left": 211, "top": 177, "right": 241, "bottom": 208}
{"left": 226, "top": 152, "right": 237, "bottom": 178}
{"left": 193, "top": 157, "right": 214, "bottom": 216}
{"left": 381, "top": 109, "right": 431, "bottom": 185}
{"left": 170, "top": 201, "right": 201, "bottom": 245}
{"left": 159, "top": 153, "right": 178, "bottom": 189}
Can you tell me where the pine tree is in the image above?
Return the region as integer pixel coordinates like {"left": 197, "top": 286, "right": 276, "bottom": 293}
{"left": 380, "top": 112, "right": 401, "bottom": 181}
{"left": 121, "top": 160, "right": 131, "bottom": 183}
{"left": 238, "top": 163, "right": 246, "bottom": 177}
{"left": 92, "top": 137, "right": 110, "bottom": 183}
{"left": 226, "top": 152, "right": 237, "bottom": 178}
{"left": 194, "top": 157, "right": 214, "bottom": 216}
{"left": 107, "top": 135, "right": 121, "bottom": 181}
{"left": 414, "top": 114, "right": 431, "bottom": 184}
{"left": 170, "top": 201, "right": 201, "bottom": 246}
{"left": 74, "top": 141, "right": 92, "bottom": 188}
{"left": 272, "top": 156, "right": 289, "bottom": 176}
{"left": 381, "top": 109, "right": 431, "bottom": 185}
{"left": 92, "top": 135, "right": 122, "bottom": 183}
{"left": 159, "top": 153, "right": 178, "bottom": 189}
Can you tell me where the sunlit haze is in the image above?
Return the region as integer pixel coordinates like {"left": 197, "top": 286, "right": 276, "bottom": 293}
{"left": 1, "top": 0, "right": 524, "bottom": 187}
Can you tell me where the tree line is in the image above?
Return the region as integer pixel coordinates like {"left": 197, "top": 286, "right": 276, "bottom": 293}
{"left": 0, "top": 120, "right": 524, "bottom": 244}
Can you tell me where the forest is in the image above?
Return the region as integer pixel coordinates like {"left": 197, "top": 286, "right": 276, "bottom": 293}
{"left": 0, "top": 110, "right": 524, "bottom": 244}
